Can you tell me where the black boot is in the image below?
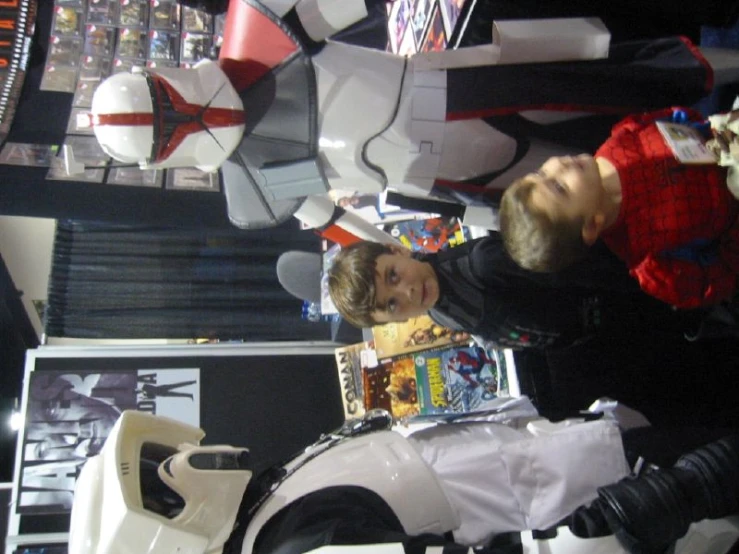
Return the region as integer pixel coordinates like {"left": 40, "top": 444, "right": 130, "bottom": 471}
{"left": 595, "top": 435, "right": 739, "bottom": 554}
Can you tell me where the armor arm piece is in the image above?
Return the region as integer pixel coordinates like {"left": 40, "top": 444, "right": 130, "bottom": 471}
{"left": 294, "top": 196, "right": 402, "bottom": 247}
{"left": 294, "top": 0, "right": 368, "bottom": 42}
{"left": 412, "top": 17, "right": 611, "bottom": 72}
{"left": 259, "top": 0, "right": 299, "bottom": 17}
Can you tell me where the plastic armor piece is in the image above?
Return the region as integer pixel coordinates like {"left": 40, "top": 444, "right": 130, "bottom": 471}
{"left": 310, "top": 41, "right": 522, "bottom": 198}
{"left": 242, "top": 429, "right": 460, "bottom": 554}
{"left": 301, "top": 517, "right": 739, "bottom": 554}
{"left": 295, "top": 0, "right": 368, "bottom": 42}
{"left": 90, "top": 60, "right": 245, "bottom": 173}
{"left": 69, "top": 411, "right": 251, "bottom": 554}
{"left": 257, "top": 0, "right": 297, "bottom": 16}
{"left": 86, "top": 0, "right": 613, "bottom": 242}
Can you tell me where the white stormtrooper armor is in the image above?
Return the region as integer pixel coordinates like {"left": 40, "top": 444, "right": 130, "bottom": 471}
{"left": 309, "top": 40, "right": 523, "bottom": 200}
{"left": 81, "top": 0, "right": 610, "bottom": 239}
{"left": 68, "top": 409, "right": 739, "bottom": 554}
{"left": 303, "top": 518, "right": 739, "bottom": 554}
{"left": 242, "top": 425, "right": 460, "bottom": 553}
{"left": 69, "top": 411, "right": 252, "bottom": 554}
{"left": 69, "top": 409, "right": 458, "bottom": 554}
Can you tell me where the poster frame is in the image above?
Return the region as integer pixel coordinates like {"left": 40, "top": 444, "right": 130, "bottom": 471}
{"left": 5, "top": 342, "right": 338, "bottom": 546}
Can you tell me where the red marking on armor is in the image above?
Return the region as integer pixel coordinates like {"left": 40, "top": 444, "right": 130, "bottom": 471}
{"left": 94, "top": 113, "right": 154, "bottom": 126}
{"left": 317, "top": 224, "right": 361, "bottom": 247}
{"left": 217, "top": 0, "right": 299, "bottom": 91}
{"left": 148, "top": 73, "right": 245, "bottom": 163}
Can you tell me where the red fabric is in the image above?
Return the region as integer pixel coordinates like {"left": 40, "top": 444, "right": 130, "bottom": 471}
{"left": 218, "top": 0, "right": 299, "bottom": 92}
{"left": 598, "top": 108, "right": 739, "bottom": 308}
{"left": 317, "top": 225, "right": 361, "bottom": 246}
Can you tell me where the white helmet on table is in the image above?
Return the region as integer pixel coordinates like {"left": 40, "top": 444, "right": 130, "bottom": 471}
{"left": 69, "top": 410, "right": 252, "bottom": 554}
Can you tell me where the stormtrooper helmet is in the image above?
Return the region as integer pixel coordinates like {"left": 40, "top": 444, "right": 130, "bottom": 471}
{"left": 87, "top": 59, "right": 245, "bottom": 172}
{"left": 69, "top": 410, "right": 252, "bottom": 554}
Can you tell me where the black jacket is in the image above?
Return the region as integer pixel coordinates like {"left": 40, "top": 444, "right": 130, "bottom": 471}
{"left": 418, "top": 235, "right": 685, "bottom": 349}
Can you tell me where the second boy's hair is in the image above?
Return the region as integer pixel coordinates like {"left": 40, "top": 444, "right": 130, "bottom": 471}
{"left": 327, "top": 241, "right": 395, "bottom": 328}
{"left": 499, "top": 176, "right": 589, "bottom": 272}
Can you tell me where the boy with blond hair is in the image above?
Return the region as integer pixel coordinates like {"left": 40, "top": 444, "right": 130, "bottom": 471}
{"left": 499, "top": 107, "right": 739, "bottom": 309}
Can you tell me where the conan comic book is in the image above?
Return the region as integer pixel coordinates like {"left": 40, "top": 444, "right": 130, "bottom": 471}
{"left": 381, "top": 216, "right": 469, "bottom": 253}
{"left": 412, "top": 344, "right": 505, "bottom": 415}
{"left": 362, "top": 355, "right": 420, "bottom": 419}
{"left": 334, "top": 341, "right": 377, "bottom": 419}
{"left": 372, "top": 313, "right": 470, "bottom": 358}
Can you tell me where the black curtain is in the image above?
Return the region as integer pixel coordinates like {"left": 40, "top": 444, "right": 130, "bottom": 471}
{"left": 44, "top": 220, "right": 331, "bottom": 341}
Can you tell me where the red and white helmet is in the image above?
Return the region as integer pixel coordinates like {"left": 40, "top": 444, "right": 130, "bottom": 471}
{"left": 88, "top": 59, "right": 245, "bottom": 172}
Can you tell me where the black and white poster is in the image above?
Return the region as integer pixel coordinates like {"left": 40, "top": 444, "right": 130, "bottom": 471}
{"left": 16, "top": 366, "right": 200, "bottom": 514}
{"left": 8, "top": 343, "right": 343, "bottom": 542}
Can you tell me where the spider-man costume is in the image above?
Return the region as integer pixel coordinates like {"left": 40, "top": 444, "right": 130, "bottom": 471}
{"left": 597, "top": 108, "right": 739, "bottom": 308}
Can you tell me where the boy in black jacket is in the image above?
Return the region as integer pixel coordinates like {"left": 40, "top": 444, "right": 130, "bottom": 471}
{"left": 327, "top": 234, "right": 696, "bottom": 348}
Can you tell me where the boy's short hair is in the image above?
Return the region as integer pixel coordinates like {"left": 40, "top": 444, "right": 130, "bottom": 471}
{"left": 499, "top": 176, "right": 589, "bottom": 272}
{"left": 327, "top": 241, "right": 395, "bottom": 328}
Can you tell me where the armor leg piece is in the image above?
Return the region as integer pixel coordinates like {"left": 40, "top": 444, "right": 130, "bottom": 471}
{"left": 596, "top": 435, "right": 739, "bottom": 554}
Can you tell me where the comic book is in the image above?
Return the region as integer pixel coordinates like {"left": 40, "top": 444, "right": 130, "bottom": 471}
{"left": 334, "top": 341, "right": 377, "bottom": 419}
{"left": 328, "top": 189, "right": 427, "bottom": 225}
{"left": 381, "top": 216, "right": 469, "bottom": 253}
{"left": 372, "top": 314, "right": 471, "bottom": 358}
{"left": 411, "top": 344, "right": 507, "bottom": 415}
{"left": 362, "top": 355, "right": 421, "bottom": 419}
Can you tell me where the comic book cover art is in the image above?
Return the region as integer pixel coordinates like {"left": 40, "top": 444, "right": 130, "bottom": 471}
{"left": 328, "top": 190, "right": 425, "bottom": 226}
{"left": 0, "top": 143, "right": 59, "bottom": 167}
{"left": 52, "top": 6, "right": 85, "bottom": 37}
{"left": 84, "top": 25, "right": 117, "bottom": 58}
{"left": 40, "top": 64, "right": 78, "bottom": 93}
{"left": 363, "top": 356, "right": 420, "bottom": 419}
{"left": 149, "top": 0, "right": 180, "bottom": 30}
{"left": 117, "top": 27, "right": 148, "bottom": 59}
{"left": 420, "top": 3, "right": 446, "bottom": 53}
{"left": 372, "top": 313, "right": 470, "bottom": 358}
{"left": 386, "top": 0, "right": 411, "bottom": 53}
{"left": 413, "top": 345, "right": 502, "bottom": 415}
{"left": 411, "top": 0, "right": 434, "bottom": 46}
{"left": 79, "top": 55, "right": 113, "bottom": 81}
{"left": 181, "top": 32, "right": 212, "bottom": 62}
{"left": 118, "top": 0, "right": 149, "bottom": 27}
{"left": 438, "top": 0, "right": 465, "bottom": 37}
{"left": 16, "top": 368, "right": 200, "bottom": 514}
{"left": 334, "top": 341, "right": 377, "bottom": 419}
{"left": 382, "top": 216, "right": 469, "bottom": 253}
{"left": 86, "top": 0, "right": 119, "bottom": 25}
{"left": 182, "top": 6, "right": 212, "bottom": 32}
{"left": 48, "top": 35, "right": 83, "bottom": 66}
{"left": 148, "top": 30, "right": 179, "bottom": 61}
{"left": 397, "top": 20, "right": 417, "bottom": 56}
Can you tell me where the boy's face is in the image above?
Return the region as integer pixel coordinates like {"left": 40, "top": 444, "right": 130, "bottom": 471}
{"left": 527, "top": 154, "right": 604, "bottom": 224}
{"left": 371, "top": 246, "right": 440, "bottom": 324}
